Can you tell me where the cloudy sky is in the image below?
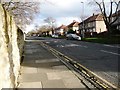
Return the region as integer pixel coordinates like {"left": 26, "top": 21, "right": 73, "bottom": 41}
{"left": 25, "top": 0, "right": 97, "bottom": 32}
{"left": 26, "top": 0, "right": 115, "bottom": 32}
{"left": 26, "top": 0, "right": 119, "bottom": 32}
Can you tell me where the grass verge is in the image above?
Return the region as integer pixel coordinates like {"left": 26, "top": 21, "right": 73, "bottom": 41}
{"left": 82, "top": 37, "right": 120, "bottom": 44}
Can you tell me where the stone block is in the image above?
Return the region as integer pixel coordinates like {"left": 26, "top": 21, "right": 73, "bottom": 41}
{"left": 21, "top": 66, "right": 38, "bottom": 74}
{"left": 18, "top": 73, "right": 48, "bottom": 82}
{"left": 18, "top": 82, "right": 42, "bottom": 88}
{"left": 42, "top": 80, "right": 66, "bottom": 88}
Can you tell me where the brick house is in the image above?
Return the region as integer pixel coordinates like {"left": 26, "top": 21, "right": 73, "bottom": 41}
{"left": 67, "top": 20, "right": 80, "bottom": 34}
{"left": 79, "top": 14, "right": 107, "bottom": 37}
{"left": 112, "top": 10, "right": 120, "bottom": 31}
{"left": 54, "top": 25, "right": 68, "bottom": 35}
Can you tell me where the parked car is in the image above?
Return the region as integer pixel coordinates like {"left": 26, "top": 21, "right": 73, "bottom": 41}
{"left": 52, "top": 34, "right": 59, "bottom": 38}
{"left": 66, "top": 34, "right": 81, "bottom": 40}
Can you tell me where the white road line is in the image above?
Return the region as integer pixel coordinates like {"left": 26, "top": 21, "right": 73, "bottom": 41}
{"left": 79, "top": 45, "right": 88, "bottom": 48}
{"left": 56, "top": 44, "right": 88, "bottom": 48}
{"left": 100, "top": 50, "right": 120, "bottom": 56}
{"left": 103, "top": 44, "right": 120, "bottom": 48}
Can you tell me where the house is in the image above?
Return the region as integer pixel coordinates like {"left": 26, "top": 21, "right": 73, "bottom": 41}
{"left": 112, "top": 10, "right": 120, "bottom": 31}
{"left": 54, "top": 25, "right": 68, "bottom": 35}
{"left": 79, "top": 14, "right": 107, "bottom": 37}
{"left": 67, "top": 20, "right": 80, "bottom": 34}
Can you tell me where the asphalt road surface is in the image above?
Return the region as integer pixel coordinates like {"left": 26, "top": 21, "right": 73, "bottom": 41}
{"left": 26, "top": 36, "right": 120, "bottom": 87}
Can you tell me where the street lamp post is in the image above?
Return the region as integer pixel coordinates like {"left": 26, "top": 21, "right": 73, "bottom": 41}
{"left": 81, "top": 2, "right": 85, "bottom": 38}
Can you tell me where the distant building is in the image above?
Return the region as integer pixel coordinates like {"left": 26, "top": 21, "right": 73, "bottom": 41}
{"left": 54, "top": 25, "right": 68, "bottom": 35}
{"left": 67, "top": 20, "right": 80, "bottom": 33}
{"left": 79, "top": 14, "right": 107, "bottom": 36}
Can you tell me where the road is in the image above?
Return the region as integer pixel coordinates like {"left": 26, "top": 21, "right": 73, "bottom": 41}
{"left": 26, "top": 36, "right": 119, "bottom": 87}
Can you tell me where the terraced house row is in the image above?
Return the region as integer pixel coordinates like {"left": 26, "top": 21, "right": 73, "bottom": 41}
{"left": 55, "top": 10, "right": 120, "bottom": 37}
{"left": 112, "top": 10, "right": 120, "bottom": 30}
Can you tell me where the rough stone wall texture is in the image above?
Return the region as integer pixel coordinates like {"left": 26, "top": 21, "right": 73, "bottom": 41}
{"left": 0, "top": 4, "right": 24, "bottom": 89}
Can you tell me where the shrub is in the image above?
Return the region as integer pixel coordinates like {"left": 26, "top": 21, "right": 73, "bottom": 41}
{"left": 67, "top": 29, "right": 75, "bottom": 34}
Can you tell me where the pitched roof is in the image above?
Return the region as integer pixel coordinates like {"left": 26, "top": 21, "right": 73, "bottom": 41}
{"left": 85, "top": 14, "right": 103, "bottom": 22}
{"left": 112, "top": 10, "right": 120, "bottom": 17}
{"left": 79, "top": 14, "right": 103, "bottom": 25}
{"left": 68, "top": 20, "right": 79, "bottom": 27}
{"left": 55, "top": 24, "right": 67, "bottom": 30}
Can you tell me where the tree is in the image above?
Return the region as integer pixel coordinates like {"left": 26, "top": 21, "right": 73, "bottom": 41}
{"left": 1, "top": 1, "right": 41, "bottom": 30}
{"left": 44, "top": 17, "right": 56, "bottom": 27}
{"left": 37, "top": 25, "right": 51, "bottom": 32}
{"left": 93, "top": 0, "right": 120, "bottom": 34}
{"left": 67, "top": 29, "right": 76, "bottom": 34}
{"left": 44, "top": 17, "right": 56, "bottom": 34}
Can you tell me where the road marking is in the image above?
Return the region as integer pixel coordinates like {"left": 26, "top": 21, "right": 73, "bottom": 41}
{"left": 46, "top": 42, "right": 50, "bottom": 44}
{"left": 100, "top": 50, "right": 120, "bottom": 56}
{"left": 65, "top": 44, "right": 79, "bottom": 47}
{"left": 56, "top": 44, "right": 88, "bottom": 48}
{"left": 77, "top": 45, "right": 88, "bottom": 48}
{"left": 103, "top": 44, "right": 120, "bottom": 48}
{"left": 41, "top": 42, "right": 118, "bottom": 89}
{"left": 56, "top": 45, "right": 64, "bottom": 47}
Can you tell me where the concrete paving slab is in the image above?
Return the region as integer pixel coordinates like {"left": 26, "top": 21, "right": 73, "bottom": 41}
{"left": 35, "top": 59, "right": 59, "bottom": 63}
{"left": 25, "top": 50, "right": 34, "bottom": 54}
{"left": 52, "top": 65, "right": 69, "bottom": 72}
{"left": 21, "top": 66, "right": 38, "bottom": 74}
{"left": 21, "top": 63, "right": 58, "bottom": 68}
{"left": 18, "top": 73, "right": 48, "bottom": 82}
{"left": 47, "top": 72, "right": 61, "bottom": 80}
{"left": 37, "top": 67, "right": 54, "bottom": 73}
{"left": 36, "top": 61, "right": 63, "bottom": 67}
{"left": 22, "top": 59, "right": 35, "bottom": 64}
{"left": 56, "top": 71, "right": 76, "bottom": 79}
{"left": 63, "top": 77, "right": 86, "bottom": 88}
{"left": 42, "top": 80, "right": 66, "bottom": 88}
{"left": 18, "top": 82, "right": 42, "bottom": 88}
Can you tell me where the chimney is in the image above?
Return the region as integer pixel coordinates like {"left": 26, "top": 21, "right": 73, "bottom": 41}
{"left": 93, "top": 13, "right": 94, "bottom": 16}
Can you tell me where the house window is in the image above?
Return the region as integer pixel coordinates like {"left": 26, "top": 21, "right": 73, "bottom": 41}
{"left": 89, "top": 29, "right": 92, "bottom": 32}
{"left": 117, "top": 25, "right": 120, "bottom": 30}
{"left": 88, "top": 23, "right": 90, "bottom": 27}
{"left": 91, "top": 22, "right": 93, "bottom": 27}
{"left": 86, "top": 29, "right": 89, "bottom": 32}
{"left": 93, "top": 22, "right": 95, "bottom": 26}
{"left": 93, "top": 28, "right": 95, "bottom": 32}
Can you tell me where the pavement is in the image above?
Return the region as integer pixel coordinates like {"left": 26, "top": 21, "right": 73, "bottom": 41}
{"left": 17, "top": 40, "right": 86, "bottom": 89}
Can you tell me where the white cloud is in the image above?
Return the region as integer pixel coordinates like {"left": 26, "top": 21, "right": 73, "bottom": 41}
{"left": 25, "top": 24, "right": 35, "bottom": 33}
{"left": 40, "top": 0, "right": 87, "bottom": 18}
{"left": 56, "top": 17, "right": 80, "bottom": 26}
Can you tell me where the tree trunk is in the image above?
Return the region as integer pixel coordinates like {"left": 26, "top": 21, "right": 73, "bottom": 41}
{"left": 106, "top": 23, "right": 113, "bottom": 37}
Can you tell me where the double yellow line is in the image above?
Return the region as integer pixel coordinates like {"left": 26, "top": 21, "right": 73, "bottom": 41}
{"left": 40, "top": 42, "right": 118, "bottom": 90}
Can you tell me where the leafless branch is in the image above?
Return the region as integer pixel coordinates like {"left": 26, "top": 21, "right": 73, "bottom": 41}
{"left": 2, "top": 1, "right": 41, "bottom": 30}
{"left": 91, "top": 0, "right": 120, "bottom": 33}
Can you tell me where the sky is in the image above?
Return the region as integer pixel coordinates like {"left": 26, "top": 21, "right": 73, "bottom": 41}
{"left": 25, "top": 0, "right": 118, "bottom": 33}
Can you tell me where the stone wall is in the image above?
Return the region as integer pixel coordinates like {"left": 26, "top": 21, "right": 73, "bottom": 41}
{"left": 0, "top": 4, "right": 24, "bottom": 89}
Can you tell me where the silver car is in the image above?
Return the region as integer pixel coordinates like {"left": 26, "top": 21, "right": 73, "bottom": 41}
{"left": 66, "top": 34, "right": 81, "bottom": 40}
{"left": 52, "top": 34, "right": 59, "bottom": 38}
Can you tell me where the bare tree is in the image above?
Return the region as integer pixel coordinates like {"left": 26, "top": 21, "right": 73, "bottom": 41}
{"left": 44, "top": 17, "right": 56, "bottom": 34}
{"left": 37, "top": 25, "right": 51, "bottom": 32}
{"left": 44, "top": 17, "right": 56, "bottom": 26}
{"left": 1, "top": 0, "right": 41, "bottom": 31}
{"left": 93, "top": 0, "right": 120, "bottom": 34}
